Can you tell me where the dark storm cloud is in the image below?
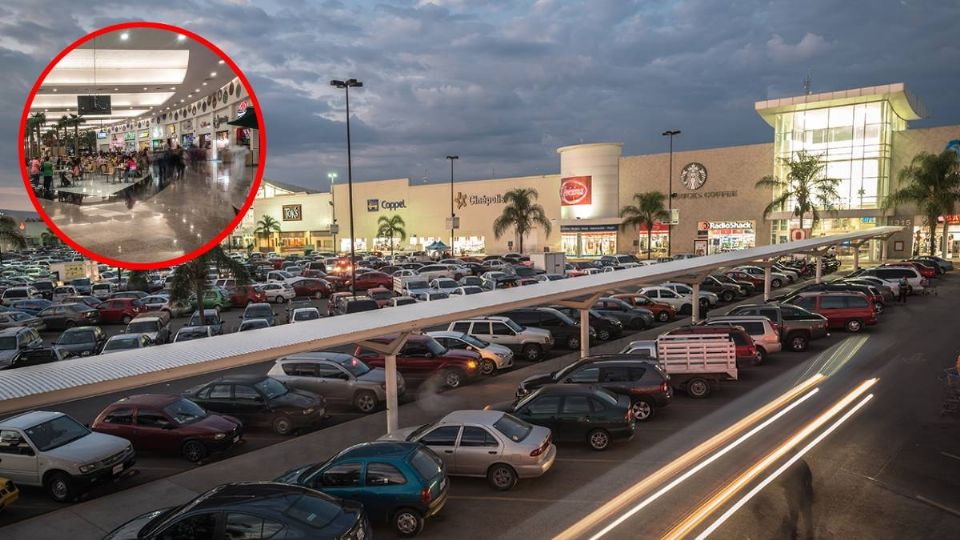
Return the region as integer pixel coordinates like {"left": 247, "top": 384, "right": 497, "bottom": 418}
{"left": 1, "top": 0, "right": 959, "bottom": 205}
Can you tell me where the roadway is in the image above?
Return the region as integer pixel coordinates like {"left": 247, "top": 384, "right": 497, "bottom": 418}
{"left": 2, "top": 272, "right": 957, "bottom": 539}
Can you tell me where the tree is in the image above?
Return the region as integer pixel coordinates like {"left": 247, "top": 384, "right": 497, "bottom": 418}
{"left": 169, "top": 246, "right": 250, "bottom": 326}
{"left": 40, "top": 228, "right": 60, "bottom": 247}
{"left": 619, "top": 191, "right": 670, "bottom": 259}
{"left": 254, "top": 215, "right": 281, "bottom": 250}
{"left": 756, "top": 150, "right": 841, "bottom": 233}
{"left": 0, "top": 215, "right": 27, "bottom": 264}
{"left": 885, "top": 150, "right": 960, "bottom": 256}
{"left": 376, "top": 214, "right": 407, "bottom": 258}
{"left": 493, "top": 188, "right": 552, "bottom": 253}
{"left": 57, "top": 115, "right": 68, "bottom": 150}
{"left": 30, "top": 111, "right": 45, "bottom": 158}
{"left": 25, "top": 117, "right": 37, "bottom": 159}
{"left": 64, "top": 114, "right": 85, "bottom": 156}
{"left": 126, "top": 270, "right": 149, "bottom": 292}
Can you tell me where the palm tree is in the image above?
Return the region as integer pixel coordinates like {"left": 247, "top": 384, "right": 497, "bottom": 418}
{"left": 619, "top": 191, "right": 670, "bottom": 259}
{"left": 65, "top": 114, "right": 85, "bottom": 156}
{"left": 0, "top": 215, "right": 27, "bottom": 265}
{"left": 377, "top": 214, "right": 406, "bottom": 258}
{"left": 254, "top": 215, "right": 281, "bottom": 251}
{"left": 57, "top": 115, "right": 69, "bottom": 150}
{"left": 885, "top": 150, "right": 960, "bottom": 256}
{"left": 126, "top": 270, "right": 149, "bottom": 292}
{"left": 169, "top": 246, "right": 250, "bottom": 326}
{"left": 25, "top": 117, "right": 37, "bottom": 159}
{"left": 756, "top": 150, "right": 841, "bottom": 233}
{"left": 30, "top": 111, "right": 46, "bottom": 158}
{"left": 493, "top": 188, "right": 552, "bottom": 253}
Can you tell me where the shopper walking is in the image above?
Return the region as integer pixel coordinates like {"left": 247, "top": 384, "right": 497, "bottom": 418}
{"left": 29, "top": 156, "right": 41, "bottom": 186}
{"left": 898, "top": 276, "right": 909, "bottom": 303}
{"left": 41, "top": 155, "right": 54, "bottom": 197}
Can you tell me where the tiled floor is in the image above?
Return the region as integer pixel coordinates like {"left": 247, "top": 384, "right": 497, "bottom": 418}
{"left": 39, "top": 160, "right": 256, "bottom": 264}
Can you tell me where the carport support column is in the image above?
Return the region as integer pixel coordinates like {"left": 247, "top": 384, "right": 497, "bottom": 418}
{"left": 763, "top": 265, "right": 772, "bottom": 302}
{"left": 815, "top": 256, "right": 823, "bottom": 284}
{"left": 853, "top": 242, "right": 861, "bottom": 270}
{"left": 691, "top": 281, "right": 701, "bottom": 323}
{"left": 359, "top": 333, "right": 410, "bottom": 434}
{"left": 580, "top": 308, "right": 590, "bottom": 358}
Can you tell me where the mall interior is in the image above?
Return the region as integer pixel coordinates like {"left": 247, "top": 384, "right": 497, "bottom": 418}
{"left": 235, "top": 82, "right": 957, "bottom": 262}
{"left": 25, "top": 27, "right": 259, "bottom": 263}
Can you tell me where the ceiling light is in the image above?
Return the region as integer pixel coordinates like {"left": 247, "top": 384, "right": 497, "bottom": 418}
{"left": 202, "top": 82, "right": 207, "bottom": 86}
{"left": 170, "top": 86, "right": 176, "bottom": 90}
{"left": 52, "top": 88, "right": 57, "bottom": 92}
{"left": 120, "top": 32, "right": 129, "bottom": 40}
{"left": 218, "top": 60, "right": 224, "bottom": 65}
{"left": 180, "top": 99, "right": 184, "bottom": 102}
{"left": 195, "top": 88, "right": 200, "bottom": 92}
{"left": 177, "top": 34, "right": 186, "bottom": 41}
{"left": 143, "top": 87, "right": 147, "bottom": 90}
{"left": 210, "top": 71, "right": 217, "bottom": 77}
{"left": 113, "top": 87, "right": 118, "bottom": 91}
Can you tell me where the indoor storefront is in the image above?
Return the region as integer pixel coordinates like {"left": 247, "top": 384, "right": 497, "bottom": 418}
{"left": 561, "top": 225, "right": 618, "bottom": 257}
{"left": 637, "top": 223, "right": 670, "bottom": 257}
{"left": 697, "top": 220, "right": 756, "bottom": 255}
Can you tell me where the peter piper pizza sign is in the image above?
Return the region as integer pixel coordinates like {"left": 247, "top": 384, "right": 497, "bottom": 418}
{"left": 560, "top": 176, "right": 592, "bottom": 206}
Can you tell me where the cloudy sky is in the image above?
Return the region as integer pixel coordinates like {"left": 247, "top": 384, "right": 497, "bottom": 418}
{"left": 1, "top": 0, "right": 959, "bottom": 211}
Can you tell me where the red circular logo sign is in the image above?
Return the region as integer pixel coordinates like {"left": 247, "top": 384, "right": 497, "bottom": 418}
{"left": 560, "top": 176, "right": 591, "bottom": 206}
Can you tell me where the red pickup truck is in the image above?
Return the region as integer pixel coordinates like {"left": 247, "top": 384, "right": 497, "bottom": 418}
{"left": 354, "top": 335, "right": 481, "bottom": 389}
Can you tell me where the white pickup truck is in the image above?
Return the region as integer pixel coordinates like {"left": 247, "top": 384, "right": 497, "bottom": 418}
{"left": 654, "top": 334, "right": 737, "bottom": 398}
{"left": 393, "top": 275, "right": 433, "bottom": 297}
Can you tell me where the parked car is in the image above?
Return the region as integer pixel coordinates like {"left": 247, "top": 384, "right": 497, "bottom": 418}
{"left": 591, "top": 297, "right": 655, "bottom": 329}
{"left": 516, "top": 355, "right": 672, "bottom": 421}
{"left": 427, "top": 330, "right": 515, "bottom": 375}
{"left": 725, "top": 303, "right": 829, "bottom": 352}
{"left": 391, "top": 296, "right": 417, "bottom": 307}
{"left": 699, "top": 315, "right": 782, "bottom": 361}
{"left": 59, "top": 295, "right": 103, "bottom": 310}
{"left": 185, "top": 309, "right": 224, "bottom": 335}
{"left": 30, "top": 279, "right": 55, "bottom": 300}
{"left": 90, "top": 394, "right": 242, "bottom": 462}
{"left": 0, "top": 410, "right": 135, "bottom": 502}
{"left": 260, "top": 282, "right": 297, "bottom": 303}
{"left": 55, "top": 326, "right": 107, "bottom": 357}
{"left": 37, "top": 302, "right": 100, "bottom": 330}
{"left": 551, "top": 306, "right": 624, "bottom": 342}
{"left": 382, "top": 410, "right": 555, "bottom": 491}
{"left": 7, "top": 299, "right": 53, "bottom": 316}
{"left": 227, "top": 284, "right": 267, "bottom": 307}
{"left": 124, "top": 315, "right": 171, "bottom": 344}
{"left": 237, "top": 318, "right": 270, "bottom": 332}
{"left": 101, "top": 333, "right": 153, "bottom": 354}
{"left": 494, "top": 385, "right": 635, "bottom": 451}
{"left": 51, "top": 286, "right": 78, "bottom": 303}
{"left": 268, "top": 352, "right": 405, "bottom": 413}
{"left": 367, "top": 286, "right": 394, "bottom": 307}
{"left": 173, "top": 325, "right": 215, "bottom": 342}
{"left": 242, "top": 302, "right": 278, "bottom": 326}
{"left": 733, "top": 266, "right": 790, "bottom": 288}
{"left": 698, "top": 275, "right": 744, "bottom": 302}
{"left": 3, "top": 346, "right": 68, "bottom": 369}
{"left": 608, "top": 293, "right": 676, "bottom": 323}
{"left": 90, "top": 282, "right": 116, "bottom": 299}
{"left": 1, "top": 286, "right": 41, "bottom": 306}
{"left": 288, "top": 277, "right": 332, "bottom": 299}
{"left": 0, "top": 327, "right": 44, "bottom": 368}
{"left": 711, "top": 272, "right": 756, "bottom": 296}
{"left": 857, "top": 266, "right": 926, "bottom": 293}
{"left": 104, "top": 482, "right": 369, "bottom": 540}
{"left": 499, "top": 307, "right": 595, "bottom": 350}
{"left": 355, "top": 334, "right": 481, "bottom": 389}
{"left": 447, "top": 316, "right": 553, "bottom": 362}
{"left": 784, "top": 291, "right": 878, "bottom": 332}
{"left": 885, "top": 261, "right": 937, "bottom": 279}
{"left": 0, "top": 310, "right": 45, "bottom": 331}
{"left": 349, "top": 271, "right": 394, "bottom": 291}
{"left": 183, "top": 375, "right": 325, "bottom": 435}
{"left": 636, "top": 286, "right": 695, "bottom": 314}
{"left": 723, "top": 270, "right": 764, "bottom": 290}
{"left": 660, "top": 282, "right": 719, "bottom": 307}
{"left": 332, "top": 295, "right": 380, "bottom": 315}
{"left": 108, "top": 291, "right": 149, "bottom": 301}
{"left": 290, "top": 307, "right": 321, "bottom": 323}
{"left": 97, "top": 298, "right": 146, "bottom": 325}
{"left": 274, "top": 441, "right": 446, "bottom": 536}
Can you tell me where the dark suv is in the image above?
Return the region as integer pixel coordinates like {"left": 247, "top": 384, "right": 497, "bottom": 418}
{"left": 726, "top": 303, "right": 829, "bottom": 352}
{"left": 499, "top": 307, "right": 596, "bottom": 350}
{"left": 516, "top": 355, "right": 671, "bottom": 421}
{"left": 550, "top": 306, "right": 624, "bottom": 342}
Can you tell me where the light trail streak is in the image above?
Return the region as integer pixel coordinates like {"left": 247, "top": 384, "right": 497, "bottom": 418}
{"left": 660, "top": 378, "right": 878, "bottom": 540}
{"left": 554, "top": 374, "right": 825, "bottom": 540}
{"left": 695, "top": 393, "right": 874, "bottom": 539}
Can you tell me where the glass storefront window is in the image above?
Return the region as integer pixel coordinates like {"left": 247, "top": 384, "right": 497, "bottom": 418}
{"left": 560, "top": 232, "right": 617, "bottom": 257}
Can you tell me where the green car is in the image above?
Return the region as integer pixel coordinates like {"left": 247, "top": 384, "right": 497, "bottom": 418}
{"left": 189, "top": 288, "right": 231, "bottom": 311}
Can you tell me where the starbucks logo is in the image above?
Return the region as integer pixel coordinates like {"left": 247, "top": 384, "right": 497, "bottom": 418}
{"left": 680, "top": 162, "right": 707, "bottom": 190}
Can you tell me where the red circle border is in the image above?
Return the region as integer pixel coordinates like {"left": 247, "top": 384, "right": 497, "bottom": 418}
{"left": 17, "top": 21, "right": 266, "bottom": 270}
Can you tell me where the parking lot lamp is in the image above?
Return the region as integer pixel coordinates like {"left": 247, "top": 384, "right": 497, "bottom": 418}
{"left": 447, "top": 155, "right": 459, "bottom": 255}
{"left": 662, "top": 129, "right": 681, "bottom": 257}
{"left": 330, "top": 79, "right": 363, "bottom": 293}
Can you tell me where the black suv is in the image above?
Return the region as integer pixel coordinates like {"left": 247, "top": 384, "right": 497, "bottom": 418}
{"left": 499, "top": 307, "right": 596, "bottom": 350}
{"left": 550, "top": 306, "right": 624, "bottom": 341}
{"left": 5, "top": 346, "right": 67, "bottom": 369}
{"left": 516, "top": 354, "right": 671, "bottom": 421}
{"left": 699, "top": 275, "right": 743, "bottom": 302}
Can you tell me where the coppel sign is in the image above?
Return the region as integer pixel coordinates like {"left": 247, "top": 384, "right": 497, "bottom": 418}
{"left": 367, "top": 199, "right": 407, "bottom": 212}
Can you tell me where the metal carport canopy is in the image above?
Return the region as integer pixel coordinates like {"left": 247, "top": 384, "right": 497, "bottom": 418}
{"left": 0, "top": 227, "right": 898, "bottom": 415}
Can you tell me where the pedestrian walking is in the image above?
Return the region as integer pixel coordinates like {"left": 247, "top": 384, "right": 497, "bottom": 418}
{"left": 41, "top": 155, "right": 54, "bottom": 197}
{"left": 898, "top": 276, "right": 908, "bottom": 303}
{"left": 29, "top": 156, "right": 41, "bottom": 186}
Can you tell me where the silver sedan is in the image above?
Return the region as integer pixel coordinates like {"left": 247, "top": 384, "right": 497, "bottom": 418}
{"left": 426, "top": 330, "right": 514, "bottom": 375}
{"left": 267, "top": 352, "right": 406, "bottom": 413}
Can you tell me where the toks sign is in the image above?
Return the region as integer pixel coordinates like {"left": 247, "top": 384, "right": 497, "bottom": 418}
{"left": 560, "top": 176, "right": 592, "bottom": 206}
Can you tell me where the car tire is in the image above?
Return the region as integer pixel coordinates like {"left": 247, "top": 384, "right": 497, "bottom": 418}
{"left": 181, "top": 440, "right": 208, "bottom": 463}
{"left": 686, "top": 378, "right": 711, "bottom": 398}
{"left": 443, "top": 369, "right": 465, "bottom": 389}
{"left": 566, "top": 336, "right": 580, "bottom": 350}
{"left": 846, "top": 319, "right": 864, "bottom": 333}
{"left": 64, "top": 320, "right": 75, "bottom": 329}
{"left": 787, "top": 332, "right": 809, "bottom": 352}
{"left": 631, "top": 398, "right": 655, "bottom": 421}
{"left": 479, "top": 358, "right": 497, "bottom": 376}
{"left": 487, "top": 463, "right": 518, "bottom": 491}
{"left": 771, "top": 278, "right": 783, "bottom": 289}
{"left": 44, "top": 471, "right": 75, "bottom": 503}
{"left": 353, "top": 390, "right": 379, "bottom": 413}
{"left": 274, "top": 296, "right": 285, "bottom": 304}
{"left": 631, "top": 318, "right": 645, "bottom": 330}
{"left": 272, "top": 415, "right": 294, "bottom": 435}
{"left": 121, "top": 315, "right": 132, "bottom": 324}
{"left": 721, "top": 290, "right": 735, "bottom": 302}
{"left": 521, "top": 343, "right": 543, "bottom": 362}
{"left": 756, "top": 347, "right": 767, "bottom": 364}
{"left": 657, "top": 311, "right": 671, "bottom": 323}
{"left": 587, "top": 429, "right": 611, "bottom": 451}
{"left": 597, "top": 329, "right": 611, "bottom": 341}
{"left": 393, "top": 508, "right": 425, "bottom": 537}
{"left": 680, "top": 304, "right": 692, "bottom": 315}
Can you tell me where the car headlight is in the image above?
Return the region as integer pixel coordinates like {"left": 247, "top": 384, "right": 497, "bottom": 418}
{"left": 466, "top": 360, "right": 478, "bottom": 370}
{"left": 612, "top": 320, "right": 623, "bottom": 327}
{"left": 81, "top": 350, "right": 91, "bottom": 356}
{"left": 79, "top": 463, "right": 97, "bottom": 473}
{"left": 302, "top": 407, "right": 315, "bottom": 415}
{"left": 214, "top": 433, "right": 227, "bottom": 440}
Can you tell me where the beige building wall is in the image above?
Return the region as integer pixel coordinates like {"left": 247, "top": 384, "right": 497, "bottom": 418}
{"left": 619, "top": 142, "right": 774, "bottom": 254}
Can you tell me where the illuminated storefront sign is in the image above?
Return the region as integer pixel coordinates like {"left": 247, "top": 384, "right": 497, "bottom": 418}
{"left": 367, "top": 199, "right": 407, "bottom": 212}
{"left": 697, "top": 220, "right": 755, "bottom": 254}
{"left": 455, "top": 191, "right": 505, "bottom": 209}
{"left": 560, "top": 176, "right": 592, "bottom": 206}
{"left": 697, "top": 220, "right": 753, "bottom": 230}
{"left": 675, "top": 190, "right": 738, "bottom": 200}
{"left": 282, "top": 204, "right": 302, "bottom": 221}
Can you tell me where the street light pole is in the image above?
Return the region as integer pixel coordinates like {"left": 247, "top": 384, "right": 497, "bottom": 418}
{"left": 330, "top": 78, "right": 363, "bottom": 294}
{"left": 662, "top": 129, "right": 681, "bottom": 257}
{"left": 327, "top": 171, "right": 338, "bottom": 253}
{"left": 446, "top": 155, "right": 458, "bottom": 256}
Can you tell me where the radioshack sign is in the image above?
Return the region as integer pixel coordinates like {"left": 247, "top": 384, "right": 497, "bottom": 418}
{"left": 560, "top": 176, "right": 592, "bottom": 206}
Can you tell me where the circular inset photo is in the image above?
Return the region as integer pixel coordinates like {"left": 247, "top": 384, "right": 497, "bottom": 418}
{"left": 19, "top": 22, "right": 265, "bottom": 269}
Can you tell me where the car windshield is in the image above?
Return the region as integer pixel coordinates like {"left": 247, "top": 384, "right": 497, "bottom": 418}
{"left": 408, "top": 280, "right": 429, "bottom": 290}
{"left": 0, "top": 336, "right": 16, "bottom": 350}
{"left": 293, "top": 310, "right": 320, "bottom": 321}
{"left": 425, "top": 338, "right": 447, "bottom": 356}
{"left": 410, "top": 448, "right": 444, "bottom": 481}
{"left": 460, "top": 334, "right": 490, "bottom": 348}
{"left": 437, "top": 279, "right": 457, "bottom": 287}
{"left": 72, "top": 278, "right": 91, "bottom": 286}
{"left": 104, "top": 336, "right": 140, "bottom": 350}
{"left": 24, "top": 415, "right": 90, "bottom": 452}
{"left": 254, "top": 377, "right": 288, "bottom": 399}
{"left": 246, "top": 305, "right": 273, "bottom": 317}
{"left": 126, "top": 321, "right": 157, "bottom": 333}
{"left": 493, "top": 413, "right": 533, "bottom": 442}
{"left": 58, "top": 330, "right": 93, "bottom": 344}
{"left": 163, "top": 399, "right": 208, "bottom": 424}
{"left": 369, "top": 290, "right": 392, "bottom": 300}
{"left": 240, "top": 320, "right": 268, "bottom": 330}
{"left": 10, "top": 312, "right": 32, "bottom": 321}
{"left": 594, "top": 387, "right": 620, "bottom": 404}
{"left": 177, "top": 328, "right": 207, "bottom": 341}
{"left": 338, "top": 356, "right": 371, "bottom": 377}
{"left": 284, "top": 494, "right": 341, "bottom": 529}
{"left": 551, "top": 309, "right": 576, "bottom": 325}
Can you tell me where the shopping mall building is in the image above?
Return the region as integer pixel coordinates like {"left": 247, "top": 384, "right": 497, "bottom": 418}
{"left": 229, "top": 82, "right": 960, "bottom": 260}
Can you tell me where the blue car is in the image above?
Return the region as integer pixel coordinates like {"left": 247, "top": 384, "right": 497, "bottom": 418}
{"left": 9, "top": 299, "right": 53, "bottom": 316}
{"left": 275, "top": 441, "right": 448, "bottom": 537}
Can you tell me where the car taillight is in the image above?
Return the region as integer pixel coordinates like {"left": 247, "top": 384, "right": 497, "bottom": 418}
{"left": 660, "top": 382, "right": 669, "bottom": 393}
{"left": 420, "top": 486, "right": 433, "bottom": 505}
{"left": 625, "top": 408, "right": 633, "bottom": 421}
{"left": 530, "top": 435, "right": 551, "bottom": 457}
